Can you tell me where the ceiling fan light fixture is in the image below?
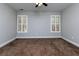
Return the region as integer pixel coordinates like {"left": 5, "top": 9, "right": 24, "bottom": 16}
{"left": 35, "top": 3, "right": 48, "bottom": 8}
{"left": 35, "top": 3, "right": 42, "bottom": 6}
{"left": 39, "top": 3, "right": 42, "bottom": 6}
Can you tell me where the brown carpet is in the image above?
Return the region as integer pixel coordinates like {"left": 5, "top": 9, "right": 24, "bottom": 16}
{"left": 0, "top": 38, "right": 79, "bottom": 56}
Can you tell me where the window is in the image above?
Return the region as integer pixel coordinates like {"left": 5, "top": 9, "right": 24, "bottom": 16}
{"left": 51, "top": 15, "right": 61, "bottom": 32}
{"left": 17, "top": 15, "right": 28, "bottom": 33}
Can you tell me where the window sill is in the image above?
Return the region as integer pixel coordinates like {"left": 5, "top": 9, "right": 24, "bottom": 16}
{"left": 17, "top": 32, "right": 27, "bottom": 33}
{"left": 51, "top": 31, "right": 61, "bottom": 33}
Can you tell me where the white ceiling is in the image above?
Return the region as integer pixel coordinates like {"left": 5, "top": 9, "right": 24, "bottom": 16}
{"left": 7, "top": 3, "right": 72, "bottom": 12}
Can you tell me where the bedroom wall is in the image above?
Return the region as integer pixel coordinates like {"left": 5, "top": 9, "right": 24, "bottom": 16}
{"left": 0, "top": 3, "right": 17, "bottom": 46}
{"left": 61, "top": 4, "right": 79, "bottom": 45}
{"left": 17, "top": 11, "right": 61, "bottom": 37}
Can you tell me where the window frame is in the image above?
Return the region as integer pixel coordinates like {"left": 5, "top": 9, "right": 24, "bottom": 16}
{"left": 50, "top": 15, "right": 61, "bottom": 33}
{"left": 17, "top": 15, "right": 28, "bottom": 33}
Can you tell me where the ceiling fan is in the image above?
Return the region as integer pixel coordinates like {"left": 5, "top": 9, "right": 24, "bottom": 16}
{"left": 35, "top": 3, "right": 48, "bottom": 8}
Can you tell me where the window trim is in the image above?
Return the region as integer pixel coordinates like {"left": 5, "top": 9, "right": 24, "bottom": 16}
{"left": 17, "top": 15, "right": 28, "bottom": 33}
{"left": 50, "top": 15, "right": 61, "bottom": 33}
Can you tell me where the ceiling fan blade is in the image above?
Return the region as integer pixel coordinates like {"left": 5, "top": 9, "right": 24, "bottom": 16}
{"left": 35, "top": 5, "right": 38, "bottom": 7}
{"left": 35, "top": 3, "right": 40, "bottom": 8}
{"left": 43, "top": 3, "right": 48, "bottom": 6}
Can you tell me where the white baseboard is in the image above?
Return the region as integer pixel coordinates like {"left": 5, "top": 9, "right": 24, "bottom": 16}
{"left": 16, "top": 36, "right": 62, "bottom": 38}
{"left": 0, "top": 36, "right": 79, "bottom": 48}
{"left": 62, "top": 36, "right": 79, "bottom": 47}
{"left": 0, "top": 37, "right": 16, "bottom": 48}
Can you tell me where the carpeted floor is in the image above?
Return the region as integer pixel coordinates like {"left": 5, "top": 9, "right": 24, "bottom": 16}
{"left": 0, "top": 38, "right": 79, "bottom": 56}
